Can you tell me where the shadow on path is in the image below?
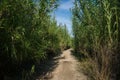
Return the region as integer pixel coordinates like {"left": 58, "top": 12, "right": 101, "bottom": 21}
{"left": 34, "top": 55, "right": 61, "bottom": 80}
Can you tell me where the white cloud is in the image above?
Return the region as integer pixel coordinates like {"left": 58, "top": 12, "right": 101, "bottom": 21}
{"left": 56, "top": 17, "right": 71, "bottom": 25}
{"left": 58, "top": 0, "right": 74, "bottom": 10}
{"left": 55, "top": 16, "right": 72, "bottom": 34}
{"left": 53, "top": 0, "right": 74, "bottom": 35}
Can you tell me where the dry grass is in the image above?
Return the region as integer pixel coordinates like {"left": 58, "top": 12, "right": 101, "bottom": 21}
{"left": 79, "top": 45, "right": 117, "bottom": 80}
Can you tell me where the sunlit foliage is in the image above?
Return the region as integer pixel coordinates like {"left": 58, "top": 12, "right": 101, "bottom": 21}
{"left": 0, "top": 0, "right": 71, "bottom": 79}
{"left": 72, "top": 0, "right": 120, "bottom": 80}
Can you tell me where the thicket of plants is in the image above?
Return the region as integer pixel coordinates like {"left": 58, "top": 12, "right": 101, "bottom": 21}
{"left": 72, "top": 0, "right": 120, "bottom": 80}
{"left": 0, "top": 0, "right": 71, "bottom": 80}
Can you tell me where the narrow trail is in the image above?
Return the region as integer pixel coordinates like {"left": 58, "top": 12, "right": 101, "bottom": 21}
{"left": 37, "top": 49, "right": 87, "bottom": 80}
{"left": 49, "top": 49, "right": 87, "bottom": 80}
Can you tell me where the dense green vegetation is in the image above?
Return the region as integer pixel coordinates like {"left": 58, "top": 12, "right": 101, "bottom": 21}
{"left": 1, "top": 0, "right": 120, "bottom": 80}
{"left": 72, "top": 0, "right": 120, "bottom": 80}
{"left": 0, "top": 0, "right": 71, "bottom": 80}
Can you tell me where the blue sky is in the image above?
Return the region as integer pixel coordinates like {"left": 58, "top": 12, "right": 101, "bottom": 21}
{"left": 53, "top": 0, "right": 74, "bottom": 35}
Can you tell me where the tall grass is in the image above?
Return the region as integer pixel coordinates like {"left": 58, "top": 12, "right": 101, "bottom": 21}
{"left": 0, "top": 0, "right": 71, "bottom": 80}
{"left": 72, "top": 0, "right": 120, "bottom": 80}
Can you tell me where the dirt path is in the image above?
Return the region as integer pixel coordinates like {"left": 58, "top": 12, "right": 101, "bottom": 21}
{"left": 48, "top": 49, "right": 87, "bottom": 80}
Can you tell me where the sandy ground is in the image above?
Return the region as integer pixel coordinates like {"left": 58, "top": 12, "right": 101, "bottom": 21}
{"left": 37, "top": 49, "right": 87, "bottom": 80}
{"left": 49, "top": 49, "right": 87, "bottom": 80}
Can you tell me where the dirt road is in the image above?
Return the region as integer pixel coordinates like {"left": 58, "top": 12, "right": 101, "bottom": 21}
{"left": 48, "top": 49, "right": 87, "bottom": 80}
